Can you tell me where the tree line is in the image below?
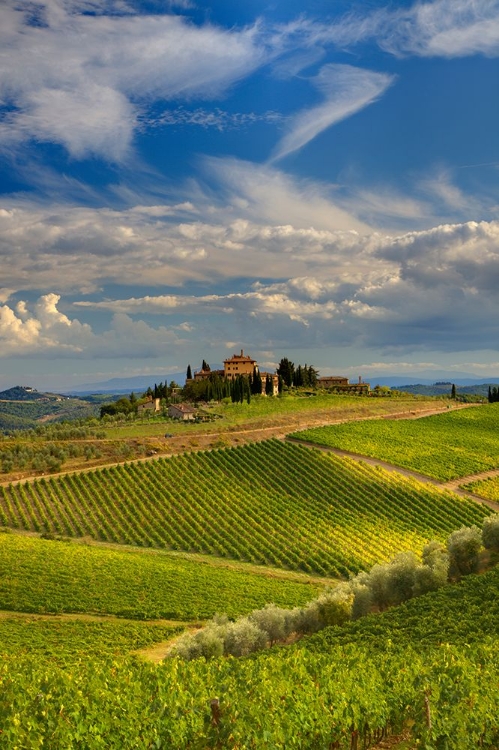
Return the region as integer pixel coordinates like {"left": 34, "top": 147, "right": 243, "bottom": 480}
{"left": 171, "top": 514, "right": 499, "bottom": 661}
{"left": 488, "top": 386, "right": 499, "bottom": 403}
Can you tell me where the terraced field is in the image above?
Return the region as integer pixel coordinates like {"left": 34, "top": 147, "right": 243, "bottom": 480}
{"left": 0, "top": 440, "right": 489, "bottom": 576}
{"left": 292, "top": 403, "right": 499, "bottom": 480}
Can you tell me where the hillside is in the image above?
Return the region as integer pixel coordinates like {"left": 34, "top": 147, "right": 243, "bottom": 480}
{"left": 0, "top": 386, "right": 100, "bottom": 431}
{"left": 1, "top": 400, "right": 498, "bottom": 748}
{"left": 292, "top": 402, "right": 499, "bottom": 480}
{"left": 0, "top": 560, "right": 497, "bottom": 747}
{"left": 0, "top": 440, "right": 489, "bottom": 576}
{"left": 396, "top": 382, "right": 496, "bottom": 397}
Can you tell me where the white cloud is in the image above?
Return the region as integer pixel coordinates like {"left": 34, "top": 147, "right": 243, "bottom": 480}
{"left": 299, "top": 0, "right": 499, "bottom": 59}
{"left": 0, "top": 2, "right": 267, "bottom": 160}
{"left": 271, "top": 64, "right": 394, "bottom": 162}
{"left": 204, "top": 157, "right": 374, "bottom": 233}
{"left": 147, "top": 107, "right": 283, "bottom": 131}
{"left": 0, "top": 293, "right": 184, "bottom": 358}
{"left": 69, "top": 216, "right": 499, "bottom": 354}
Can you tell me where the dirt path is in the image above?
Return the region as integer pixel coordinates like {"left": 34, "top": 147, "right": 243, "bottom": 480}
{"left": 442, "top": 468, "right": 499, "bottom": 492}
{"left": 286, "top": 437, "right": 499, "bottom": 512}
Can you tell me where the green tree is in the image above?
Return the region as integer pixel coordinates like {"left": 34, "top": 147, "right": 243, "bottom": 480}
{"left": 186, "top": 364, "right": 192, "bottom": 380}
{"left": 482, "top": 514, "right": 499, "bottom": 553}
{"left": 277, "top": 358, "right": 295, "bottom": 387}
{"left": 251, "top": 367, "right": 262, "bottom": 395}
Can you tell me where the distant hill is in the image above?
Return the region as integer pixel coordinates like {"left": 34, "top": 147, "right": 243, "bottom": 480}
{"left": 0, "top": 386, "right": 100, "bottom": 431}
{"left": 394, "top": 382, "right": 499, "bottom": 397}
{"left": 0, "top": 386, "right": 49, "bottom": 401}
{"left": 367, "top": 374, "right": 499, "bottom": 387}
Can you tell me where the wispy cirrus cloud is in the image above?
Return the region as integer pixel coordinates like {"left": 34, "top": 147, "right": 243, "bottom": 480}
{"left": 0, "top": 1, "right": 267, "bottom": 160}
{"left": 270, "top": 64, "right": 395, "bottom": 162}
{"left": 298, "top": 0, "right": 499, "bottom": 59}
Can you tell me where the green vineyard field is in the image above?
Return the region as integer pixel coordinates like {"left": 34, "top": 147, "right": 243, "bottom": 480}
{"left": 1, "top": 568, "right": 498, "bottom": 748}
{"left": 462, "top": 475, "right": 499, "bottom": 502}
{"left": 0, "top": 440, "right": 489, "bottom": 575}
{"left": 292, "top": 403, "right": 499, "bottom": 480}
{"left": 0, "top": 616, "right": 182, "bottom": 663}
{"left": 0, "top": 534, "right": 318, "bottom": 620}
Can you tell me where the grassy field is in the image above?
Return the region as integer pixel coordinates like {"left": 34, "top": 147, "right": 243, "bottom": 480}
{"left": 0, "top": 440, "right": 489, "bottom": 576}
{"left": 101, "top": 392, "right": 445, "bottom": 439}
{"left": 291, "top": 403, "right": 499, "bottom": 480}
{"left": 0, "top": 392, "right": 445, "bottom": 483}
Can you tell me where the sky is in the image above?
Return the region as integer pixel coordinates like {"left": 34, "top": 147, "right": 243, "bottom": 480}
{"left": 1, "top": 0, "right": 499, "bottom": 390}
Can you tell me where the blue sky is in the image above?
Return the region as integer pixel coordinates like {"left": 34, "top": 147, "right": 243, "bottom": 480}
{"left": 1, "top": 0, "right": 499, "bottom": 389}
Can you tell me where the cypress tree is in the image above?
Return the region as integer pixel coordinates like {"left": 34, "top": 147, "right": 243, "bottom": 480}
{"left": 186, "top": 364, "right": 192, "bottom": 380}
{"left": 265, "top": 374, "right": 273, "bottom": 396}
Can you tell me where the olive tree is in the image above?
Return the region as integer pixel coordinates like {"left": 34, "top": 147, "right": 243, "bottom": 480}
{"left": 482, "top": 514, "right": 499, "bottom": 552}
{"left": 447, "top": 526, "right": 482, "bottom": 577}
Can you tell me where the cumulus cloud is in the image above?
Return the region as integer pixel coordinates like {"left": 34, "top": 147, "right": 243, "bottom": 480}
{"left": 271, "top": 64, "right": 395, "bottom": 162}
{"left": 0, "top": 174, "right": 387, "bottom": 293}
{"left": 70, "top": 216, "right": 499, "bottom": 353}
{"left": 0, "top": 1, "right": 267, "bottom": 159}
{"left": 0, "top": 293, "right": 184, "bottom": 358}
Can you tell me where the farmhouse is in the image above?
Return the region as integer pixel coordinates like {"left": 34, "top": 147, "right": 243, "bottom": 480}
{"left": 190, "top": 350, "right": 279, "bottom": 396}
{"left": 137, "top": 397, "right": 161, "bottom": 413}
{"left": 318, "top": 375, "right": 370, "bottom": 394}
{"left": 168, "top": 403, "right": 198, "bottom": 421}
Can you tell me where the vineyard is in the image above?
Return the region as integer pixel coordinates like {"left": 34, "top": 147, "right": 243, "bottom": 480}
{"left": 463, "top": 475, "right": 499, "bottom": 503}
{"left": 0, "top": 440, "right": 489, "bottom": 576}
{"left": 292, "top": 403, "right": 499, "bottom": 480}
{"left": 0, "top": 568, "right": 498, "bottom": 748}
{"left": 0, "top": 534, "right": 318, "bottom": 620}
{"left": 0, "top": 616, "right": 182, "bottom": 663}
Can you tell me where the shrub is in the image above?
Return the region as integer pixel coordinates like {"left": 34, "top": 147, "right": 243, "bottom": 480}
{"left": 249, "top": 603, "right": 290, "bottom": 645}
{"left": 223, "top": 618, "right": 267, "bottom": 656}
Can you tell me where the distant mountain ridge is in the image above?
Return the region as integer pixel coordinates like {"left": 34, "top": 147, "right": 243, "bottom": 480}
{"left": 366, "top": 375, "right": 499, "bottom": 388}
{"left": 63, "top": 373, "right": 186, "bottom": 395}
